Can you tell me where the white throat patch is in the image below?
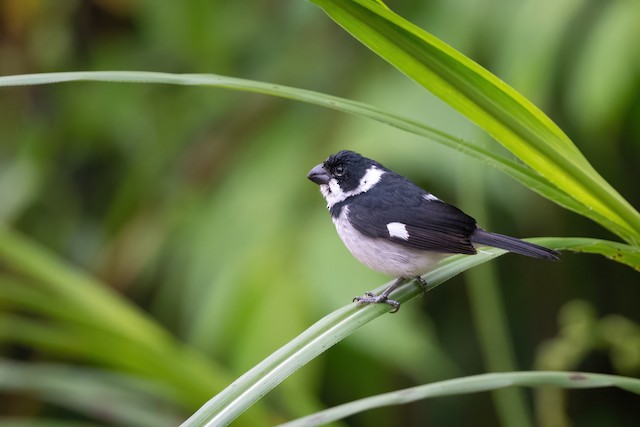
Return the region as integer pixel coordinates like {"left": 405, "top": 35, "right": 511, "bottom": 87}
{"left": 321, "top": 166, "right": 385, "bottom": 209}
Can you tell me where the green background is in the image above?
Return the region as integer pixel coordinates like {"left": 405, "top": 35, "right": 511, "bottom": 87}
{"left": 1, "top": 0, "right": 639, "bottom": 426}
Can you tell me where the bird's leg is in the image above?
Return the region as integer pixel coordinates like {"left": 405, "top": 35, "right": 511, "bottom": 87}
{"left": 353, "top": 277, "right": 407, "bottom": 313}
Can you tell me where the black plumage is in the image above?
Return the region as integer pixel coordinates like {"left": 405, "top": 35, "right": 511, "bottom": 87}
{"left": 335, "top": 179, "right": 478, "bottom": 255}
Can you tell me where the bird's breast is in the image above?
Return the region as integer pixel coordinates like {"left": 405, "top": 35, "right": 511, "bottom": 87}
{"left": 332, "top": 208, "right": 446, "bottom": 277}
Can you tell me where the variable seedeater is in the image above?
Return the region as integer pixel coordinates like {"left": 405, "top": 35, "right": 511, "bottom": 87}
{"left": 307, "top": 150, "right": 558, "bottom": 312}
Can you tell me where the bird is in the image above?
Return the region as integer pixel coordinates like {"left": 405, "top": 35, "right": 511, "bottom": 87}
{"left": 307, "top": 150, "right": 559, "bottom": 312}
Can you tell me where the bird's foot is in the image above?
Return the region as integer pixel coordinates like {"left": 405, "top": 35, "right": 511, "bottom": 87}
{"left": 353, "top": 292, "right": 401, "bottom": 313}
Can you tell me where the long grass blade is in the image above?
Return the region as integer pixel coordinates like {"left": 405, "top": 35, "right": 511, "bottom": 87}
{"left": 277, "top": 371, "right": 640, "bottom": 427}
{"left": 0, "top": 72, "right": 630, "bottom": 241}
{"left": 180, "top": 237, "right": 638, "bottom": 426}
{"left": 0, "top": 223, "right": 168, "bottom": 348}
{"left": 180, "top": 249, "right": 506, "bottom": 427}
{"left": 0, "top": 224, "right": 237, "bottom": 408}
{"left": 535, "top": 237, "right": 640, "bottom": 271}
{"left": 0, "top": 359, "right": 184, "bottom": 427}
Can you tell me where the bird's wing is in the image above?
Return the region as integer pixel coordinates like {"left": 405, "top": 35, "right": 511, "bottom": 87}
{"left": 346, "top": 194, "right": 478, "bottom": 254}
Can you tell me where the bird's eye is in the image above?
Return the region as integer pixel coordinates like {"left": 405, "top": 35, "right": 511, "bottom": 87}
{"left": 334, "top": 165, "right": 345, "bottom": 177}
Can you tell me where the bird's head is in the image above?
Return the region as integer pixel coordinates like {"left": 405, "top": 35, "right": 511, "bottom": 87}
{"left": 307, "top": 150, "right": 385, "bottom": 208}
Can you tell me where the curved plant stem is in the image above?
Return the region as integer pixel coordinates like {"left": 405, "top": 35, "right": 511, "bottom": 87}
{"left": 180, "top": 237, "right": 638, "bottom": 426}
{"left": 277, "top": 371, "right": 640, "bottom": 427}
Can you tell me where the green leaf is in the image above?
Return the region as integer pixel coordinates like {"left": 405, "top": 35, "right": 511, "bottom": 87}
{"left": 277, "top": 371, "right": 640, "bottom": 427}
{"left": 179, "top": 237, "right": 637, "bottom": 426}
{"left": 309, "top": 0, "right": 640, "bottom": 245}
{"left": 0, "top": 359, "right": 183, "bottom": 427}
{"left": 0, "top": 223, "right": 169, "bottom": 349}
{"left": 0, "top": 71, "right": 630, "bottom": 241}
{"left": 179, "top": 248, "right": 505, "bottom": 426}
{"left": 538, "top": 237, "right": 640, "bottom": 271}
{"left": 0, "top": 224, "right": 237, "bottom": 409}
{"left": 0, "top": 420, "right": 103, "bottom": 427}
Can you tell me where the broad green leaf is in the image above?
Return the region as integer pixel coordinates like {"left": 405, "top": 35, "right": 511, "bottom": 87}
{"left": 0, "top": 420, "right": 102, "bottom": 427}
{"left": 0, "top": 72, "right": 631, "bottom": 241}
{"left": 0, "top": 315, "right": 174, "bottom": 374}
{"left": 277, "top": 371, "right": 640, "bottom": 427}
{"left": 180, "top": 237, "right": 639, "bottom": 426}
{"left": 0, "top": 359, "right": 183, "bottom": 427}
{"left": 0, "top": 223, "right": 169, "bottom": 349}
{"left": 0, "top": 224, "right": 236, "bottom": 408}
{"left": 309, "top": 0, "right": 640, "bottom": 245}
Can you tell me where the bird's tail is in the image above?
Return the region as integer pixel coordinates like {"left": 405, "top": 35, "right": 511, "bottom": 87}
{"left": 470, "top": 229, "right": 559, "bottom": 261}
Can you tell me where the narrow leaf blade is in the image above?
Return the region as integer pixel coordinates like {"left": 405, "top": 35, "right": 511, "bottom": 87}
{"left": 277, "top": 371, "right": 640, "bottom": 427}
{"left": 309, "top": 0, "right": 640, "bottom": 244}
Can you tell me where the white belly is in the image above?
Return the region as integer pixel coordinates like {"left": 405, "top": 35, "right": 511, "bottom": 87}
{"left": 333, "top": 209, "right": 446, "bottom": 278}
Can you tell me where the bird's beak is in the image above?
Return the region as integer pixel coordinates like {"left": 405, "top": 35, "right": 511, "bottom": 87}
{"left": 307, "top": 163, "right": 330, "bottom": 185}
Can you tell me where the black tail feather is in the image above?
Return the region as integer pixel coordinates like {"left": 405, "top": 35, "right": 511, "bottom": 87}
{"left": 470, "top": 229, "right": 559, "bottom": 261}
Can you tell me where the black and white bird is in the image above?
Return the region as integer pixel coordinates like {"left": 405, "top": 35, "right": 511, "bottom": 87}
{"left": 307, "top": 150, "right": 558, "bottom": 312}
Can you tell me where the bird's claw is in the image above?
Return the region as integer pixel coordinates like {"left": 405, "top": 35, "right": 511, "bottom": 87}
{"left": 414, "top": 276, "right": 428, "bottom": 293}
{"left": 353, "top": 293, "right": 401, "bottom": 313}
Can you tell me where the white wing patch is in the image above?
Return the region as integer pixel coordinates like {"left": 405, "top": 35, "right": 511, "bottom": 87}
{"left": 423, "top": 193, "right": 440, "bottom": 202}
{"left": 387, "top": 222, "right": 410, "bottom": 240}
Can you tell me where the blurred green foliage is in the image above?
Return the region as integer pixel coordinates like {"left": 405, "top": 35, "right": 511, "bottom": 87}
{"left": 0, "top": 0, "right": 639, "bottom": 426}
